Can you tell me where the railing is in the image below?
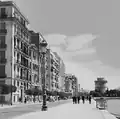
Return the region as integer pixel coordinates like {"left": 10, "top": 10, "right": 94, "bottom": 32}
{"left": 0, "top": 59, "right": 7, "bottom": 64}
{"left": 0, "top": 14, "right": 8, "bottom": 19}
{"left": 0, "top": 44, "right": 7, "bottom": 49}
{"left": 0, "top": 29, "right": 7, "bottom": 34}
{"left": 0, "top": 75, "right": 7, "bottom": 78}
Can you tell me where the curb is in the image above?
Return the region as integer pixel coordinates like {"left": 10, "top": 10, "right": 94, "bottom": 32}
{"left": 93, "top": 99, "right": 118, "bottom": 119}
{"left": 100, "top": 110, "right": 117, "bottom": 119}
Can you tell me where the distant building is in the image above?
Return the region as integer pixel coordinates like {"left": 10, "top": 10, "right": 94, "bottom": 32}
{"left": 94, "top": 77, "right": 107, "bottom": 93}
{"left": 64, "top": 74, "right": 78, "bottom": 93}
{"left": 53, "top": 52, "right": 66, "bottom": 92}
{"left": 46, "top": 49, "right": 60, "bottom": 92}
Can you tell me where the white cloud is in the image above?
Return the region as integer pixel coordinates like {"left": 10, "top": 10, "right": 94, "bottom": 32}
{"left": 66, "top": 34, "right": 97, "bottom": 51}
{"left": 44, "top": 34, "right": 67, "bottom": 46}
{"left": 45, "top": 33, "right": 120, "bottom": 90}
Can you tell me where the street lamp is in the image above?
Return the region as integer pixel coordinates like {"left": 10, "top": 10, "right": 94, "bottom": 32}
{"left": 40, "top": 39, "right": 48, "bottom": 111}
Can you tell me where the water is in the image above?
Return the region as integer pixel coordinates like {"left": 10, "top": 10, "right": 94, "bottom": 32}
{"left": 107, "top": 99, "right": 120, "bottom": 118}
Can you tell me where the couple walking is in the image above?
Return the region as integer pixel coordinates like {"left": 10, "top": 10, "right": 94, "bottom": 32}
{"left": 72, "top": 96, "right": 80, "bottom": 104}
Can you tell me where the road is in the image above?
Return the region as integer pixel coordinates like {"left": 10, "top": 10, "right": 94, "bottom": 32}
{"left": 0, "top": 100, "right": 71, "bottom": 119}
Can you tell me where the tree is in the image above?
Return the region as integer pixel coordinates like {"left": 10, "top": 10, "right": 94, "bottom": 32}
{"left": 25, "top": 87, "right": 42, "bottom": 96}
{"left": 0, "top": 84, "right": 17, "bottom": 94}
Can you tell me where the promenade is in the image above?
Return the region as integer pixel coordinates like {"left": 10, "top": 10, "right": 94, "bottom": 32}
{"left": 12, "top": 99, "right": 117, "bottom": 119}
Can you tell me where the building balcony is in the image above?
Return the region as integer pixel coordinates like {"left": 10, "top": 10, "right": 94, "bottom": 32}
{"left": 0, "top": 14, "right": 8, "bottom": 19}
{"left": 0, "top": 29, "right": 7, "bottom": 34}
{"left": 0, "top": 59, "right": 7, "bottom": 64}
{"left": 0, "top": 44, "right": 7, "bottom": 49}
{"left": 0, "top": 74, "right": 7, "bottom": 78}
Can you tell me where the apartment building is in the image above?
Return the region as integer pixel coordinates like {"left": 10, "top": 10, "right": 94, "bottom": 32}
{"left": 53, "top": 52, "right": 66, "bottom": 92}
{"left": 64, "top": 74, "right": 73, "bottom": 93}
{"left": 30, "top": 44, "right": 39, "bottom": 87}
{"left": 64, "top": 74, "right": 78, "bottom": 93}
{"left": 46, "top": 49, "right": 60, "bottom": 92}
{"left": 30, "top": 31, "right": 44, "bottom": 90}
{"left": 59, "top": 59, "right": 65, "bottom": 92}
{"left": 51, "top": 51, "right": 60, "bottom": 92}
{"left": 0, "top": 1, "right": 36, "bottom": 104}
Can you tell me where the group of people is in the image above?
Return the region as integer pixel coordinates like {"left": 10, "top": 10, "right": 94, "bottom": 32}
{"left": 72, "top": 95, "right": 92, "bottom": 104}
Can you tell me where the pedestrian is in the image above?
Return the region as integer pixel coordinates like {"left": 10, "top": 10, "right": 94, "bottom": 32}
{"left": 74, "top": 96, "right": 76, "bottom": 104}
{"left": 72, "top": 96, "right": 75, "bottom": 104}
{"left": 24, "top": 97, "right": 27, "bottom": 104}
{"left": 82, "top": 95, "right": 85, "bottom": 104}
{"left": 77, "top": 96, "right": 80, "bottom": 104}
{"left": 89, "top": 95, "right": 91, "bottom": 104}
{"left": 86, "top": 96, "right": 88, "bottom": 100}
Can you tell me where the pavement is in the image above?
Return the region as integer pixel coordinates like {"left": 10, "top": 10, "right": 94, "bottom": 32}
{"left": 0, "top": 99, "right": 71, "bottom": 119}
{"left": 0, "top": 102, "right": 42, "bottom": 109}
{"left": 11, "top": 99, "right": 117, "bottom": 119}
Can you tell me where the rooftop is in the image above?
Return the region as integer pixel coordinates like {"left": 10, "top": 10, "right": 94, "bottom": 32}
{"left": 0, "top": 1, "right": 29, "bottom": 24}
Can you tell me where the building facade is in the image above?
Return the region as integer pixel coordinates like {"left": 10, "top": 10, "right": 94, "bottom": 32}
{"left": 0, "top": 1, "right": 45, "bottom": 104}
{"left": 0, "top": 1, "right": 32, "bottom": 103}
{"left": 30, "top": 31, "right": 43, "bottom": 90}
{"left": 46, "top": 49, "right": 60, "bottom": 92}
{"left": 64, "top": 74, "right": 78, "bottom": 94}
{"left": 56, "top": 55, "right": 65, "bottom": 92}
{"left": 95, "top": 77, "right": 107, "bottom": 94}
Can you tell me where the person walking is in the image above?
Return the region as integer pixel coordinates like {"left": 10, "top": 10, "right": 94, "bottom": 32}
{"left": 77, "top": 96, "right": 80, "bottom": 104}
{"left": 74, "top": 96, "right": 76, "bottom": 104}
{"left": 72, "top": 96, "right": 75, "bottom": 104}
{"left": 88, "top": 95, "right": 91, "bottom": 104}
{"left": 82, "top": 95, "right": 85, "bottom": 104}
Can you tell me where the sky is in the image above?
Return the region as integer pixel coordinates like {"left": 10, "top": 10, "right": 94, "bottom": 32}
{"left": 8, "top": 0, "right": 120, "bottom": 90}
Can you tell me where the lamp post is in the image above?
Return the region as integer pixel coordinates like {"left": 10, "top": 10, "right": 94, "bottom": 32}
{"left": 40, "top": 39, "right": 48, "bottom": 111}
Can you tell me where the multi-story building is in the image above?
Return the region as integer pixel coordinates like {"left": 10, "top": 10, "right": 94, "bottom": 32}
{"left": 30, "top": 44, "right": 39, "bottom": 87}
{"left": 64, "top": 74, "right": 78, "bottom": 93}
{"left": 30, "top": 31, "right": 43, "bottom": 90}
{"left": 59, "top": 59, "right": 66, "bottom": 92}
{"left": 46, "top": 49, "right": 60, "bottom": 92}
{"left": 64, "top": 74, "right": 73, "bottom": 93}
{"left": 53, "top": 55, "right": 66, "bottom": 92}
{"left": 0, "top": 1, "right": 32, "bottom": 103}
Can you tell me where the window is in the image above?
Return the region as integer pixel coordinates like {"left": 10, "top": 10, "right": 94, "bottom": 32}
{"left": 0, "top": 36, "right": 5, "bottom": 45}
{"left": 17, "top": 81, "right": 19, "bottom": 87}
{"left": 0, "top": 51, "right": 5, "bottom": 60}
{"left": 1, "top": 8, "right": 6, "bottom": 15}
{"left": 14, "top": 37, "right": 16, "bottom": 46}
{"left": 14, "top": 96, "right": 16, "bottom": 102}
{"left": 0, "top": 22, "right": 6, "bottom": 29}
{"left": 14, "top": 80, "right": 16, "bottom": 86}
{"left": 14, "top": 24, "right": 17, "bottom": 33}
{"left": 33, "top": 51, "right": 36, "bottom": 59}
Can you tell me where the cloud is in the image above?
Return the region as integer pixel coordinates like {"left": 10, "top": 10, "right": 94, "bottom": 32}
{"left": 45, "top": 34, "right": 67, "bottom": 46}
{"left": 45, "top": 33, "right": 97, "bottom": 60}
{"left": 65, "top": 34, "right": 97, "bottom": 51}
{"left": 45, "top": 33, "right": 120, "bottom": 89}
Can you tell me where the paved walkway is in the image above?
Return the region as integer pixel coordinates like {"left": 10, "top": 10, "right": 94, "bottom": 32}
{"left": 11, "top": 100, "right": 117, "bottom": 119}
{"left": 0, "top": 102, "right": 42, "bottom": 109}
